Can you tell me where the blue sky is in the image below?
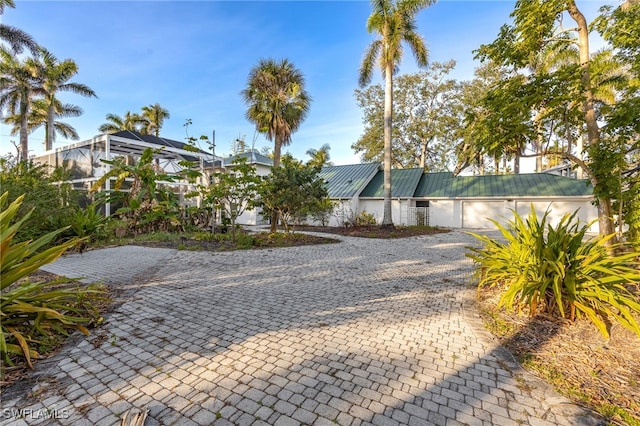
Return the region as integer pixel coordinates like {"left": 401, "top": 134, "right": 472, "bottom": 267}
{"left": 1, "top": 1, "right": 610, "bottom": 165}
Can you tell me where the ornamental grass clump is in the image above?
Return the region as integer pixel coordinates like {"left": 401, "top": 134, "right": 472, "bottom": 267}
{"left": 467, "top": 206, "right": 640, "bottom": 339}
{"left": 1, "top": 192, "right": 104, "bottom": 368}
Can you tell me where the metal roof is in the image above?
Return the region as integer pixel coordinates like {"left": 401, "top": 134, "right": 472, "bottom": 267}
{"left": 111, "top": 130, "right": 211, "bottom": 160}
{"left": 319, "top": 163, "right": 380, "bottom": 199}
{"left": 222, "top": 151, "right": 273, "bottom": 167}
{"left": 360, "top": 168, "right": 425, "bottom": 198}
{"left": 414, "top": 172, "right": 594, "bottom": 198}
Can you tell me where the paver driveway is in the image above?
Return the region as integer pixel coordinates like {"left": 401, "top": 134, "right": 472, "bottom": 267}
{"left": 1, "top": 230, "right": 603, "bottom": 426}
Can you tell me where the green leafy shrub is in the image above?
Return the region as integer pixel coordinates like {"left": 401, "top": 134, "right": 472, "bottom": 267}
{"left": 0, "top": 157, "right": 78, "bottom": 243}
{"left": 69, "top": 203, "right": 107, "bottom": 242}
{"left": 355, "top": 210, "right": 377, "bottom": 226}
{"left": 1, "top": 192, "right": 104, "bottom": 368}
{"left": 467, "top": 206, "right": 640, "bottom": 339}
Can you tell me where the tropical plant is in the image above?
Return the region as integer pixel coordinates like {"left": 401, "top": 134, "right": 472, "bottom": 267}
{"left": 141, "top": 103, "right": 170, "bottom": 137}
{"left": 4, "top": 98, "right": 82, "bottom": 142}
{"left": 242, "top": 58, "right": 311, "bottom": 232}
{"left": 474, "top": 0, "right": 640, "bottom": 240}
{"left": 69, "top": 203, "right": 107, "bottom": 243}
{"left": 92, "top": 147, "right": 180, "bottom": 234}
{"left": 0, "top": 156, "right": 77, "bottom": 242}
{"left": 359, "top": 0, "right": 435, "bottom": 226}
{"left": 98, "top": 111, "right": 145, "bottom": 134}
{"left": 306, "top": 144, "right": 333, "bottom": 169}
{"left": 27, "top": 48, "right": 97, "bottom": 150}
{"left": 467, "top": 206, "right": 640, "bottom": 339}
{"left": 0, "top": 0, "right": 38, "bottom": 54}
{"left": 0, "top": 46, "right": 38, "bottom": 162}
{"left": 1, "top": 192, "right": 103, "bottom": 368}
{"left": 207, "top": 157, "right": 261, "bottom": 241}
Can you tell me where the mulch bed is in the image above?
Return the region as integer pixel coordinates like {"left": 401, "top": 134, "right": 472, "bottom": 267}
{"left": 478, "top": 286, "right": 640, "bottom": 425}
{"left": 126, "top": 232, "right": 340, "bottom": 251}
{"left": 292, "top": 225, "right": 450, "bottom": 238}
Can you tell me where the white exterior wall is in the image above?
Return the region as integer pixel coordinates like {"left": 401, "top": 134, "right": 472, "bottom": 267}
{"left": 423, "top": 198, "right": 598, "bottom": 232}
{"left": 236, "top": 207, "right": 267, "bottom": 226}
{"left": 358, "top": 200, "right": 383, "bottom": 224}
{"left": 313, "top": 196, "right": 598, "bottom": 232}
{"left": 356, "top": 199, "right": 411, "bottom": 225}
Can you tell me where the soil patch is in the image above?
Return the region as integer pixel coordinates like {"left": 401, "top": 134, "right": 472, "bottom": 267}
{"left": 126, "top": 231, "right": 340, "bottom": 251}
{"left": 478, "top": 286, "right": 640, "bottom": 425}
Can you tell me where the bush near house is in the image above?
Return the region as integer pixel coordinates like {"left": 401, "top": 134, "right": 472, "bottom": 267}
{"left": 467, "top": 206, "right": 640, "bottom": 339}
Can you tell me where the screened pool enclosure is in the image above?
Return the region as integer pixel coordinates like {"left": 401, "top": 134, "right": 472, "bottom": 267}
{"left": 33, "top": 130, "right": 217, "bottom": 215}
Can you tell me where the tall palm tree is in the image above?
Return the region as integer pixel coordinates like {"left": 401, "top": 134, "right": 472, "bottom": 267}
{"left": 141, "top": 103, "right": 170, "bottom": 137}
{"left": 359, "top": 0, "right": 434, "bottom": 226}
{"left": 306, "top": 144, "right": 333, "bottom": 169}
{"left": 242, "top": 58, "right": 311, "bottom": 168}
{"left": 242, "top": 58, "right": 311, "bottom": 232}
{"left": 31, "top": 48, "right": 96, "bottom": 150}
{"left": 99, "top": 111, "right": 145, "bottom": 134}
{"left": 0, "top": 46, "right": 38, "bottom": 161}
{"left": 5, "top": 98, "right": 82, "bottom": 144}
{"left": 0, "top": 0, "right": 38, "bottom": 54}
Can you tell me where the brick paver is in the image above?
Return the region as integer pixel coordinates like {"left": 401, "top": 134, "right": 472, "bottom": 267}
{"left": 1, "top": 230, "right": 604, "bottom": 425}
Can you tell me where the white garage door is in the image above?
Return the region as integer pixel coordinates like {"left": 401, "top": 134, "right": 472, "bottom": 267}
{"left": 462, "top": 201, "right": 507, "bottom": 228}
{"left": 515, "top": 200, "right": 596, "bottom": 229}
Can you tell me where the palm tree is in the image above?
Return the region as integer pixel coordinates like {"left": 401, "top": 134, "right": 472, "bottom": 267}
{"left": 141, "top": 103, "right": 170, "bottom": 137}
{"left": 0, "top": 0, "right": 38, "bottom": 54}
{"left": 306, "top": 144, "right": 333, "bottom": 169}
{"left": 5, "top": 98, "right": 82, "bottom": 144}
{"left": 31, "top": 48, "right": 97, "bottom": 150}
{"left": 359, "top": 0, "right": 434, "bottom": 226}
{"left": 242, "top": 58, "right": 311, "bottom": 232}
{"left": 99, "top": 111, "right": 145, "bottom": 134}
{"left": 0, "top": 47, "right": 38, "bottom": 161}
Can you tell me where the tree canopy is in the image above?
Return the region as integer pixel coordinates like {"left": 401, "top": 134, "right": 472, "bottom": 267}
{"left": 354, "top": 60, "right": 460, "bottom": 171}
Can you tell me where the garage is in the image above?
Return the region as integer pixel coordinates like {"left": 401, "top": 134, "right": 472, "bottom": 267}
{"left": 461, "top": 200, "right": 507, "bottom": 228}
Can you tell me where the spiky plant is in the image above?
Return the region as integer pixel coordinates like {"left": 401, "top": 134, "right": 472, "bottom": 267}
{"left": 467, "top": 206, "right": 640, "bottom": 339}
{"left": 1, "top": 192, "right": 103, "bottom": 368}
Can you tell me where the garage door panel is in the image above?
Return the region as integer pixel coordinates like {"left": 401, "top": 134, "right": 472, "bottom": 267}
{"left": 462, "top": 201, "right": 506, "bottom": 228}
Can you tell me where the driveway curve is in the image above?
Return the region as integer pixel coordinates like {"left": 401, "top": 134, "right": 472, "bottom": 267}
{"left": 1, "top": 230, "right": 603, "bottom": 426}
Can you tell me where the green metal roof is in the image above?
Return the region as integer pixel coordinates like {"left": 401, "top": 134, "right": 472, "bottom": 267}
{"left": 319, "top": 163, "right": 380, "bottom": 198}
{"left": 414, "top": 172, "right": 594, "bottom": 198}
{"left": 360, "top": 168, "right": 425, "bottom": 198}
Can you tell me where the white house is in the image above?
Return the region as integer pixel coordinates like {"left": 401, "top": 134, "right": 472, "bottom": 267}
{"left": 319, "top": 165, "right": 599, "bottom": 233}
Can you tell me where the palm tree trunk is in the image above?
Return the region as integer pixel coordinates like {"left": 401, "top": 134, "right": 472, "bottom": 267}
{"left": 270, "top": 140, "right": 282, "bottom": 233}
{"left": 46, "top": 101, "right": 55, "bottom": 151}
{"left": 19, "top": 99, "right": 29, "bottom": 162}
{"left": 382, "top": 64, "right": 394, "bottom": 227}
